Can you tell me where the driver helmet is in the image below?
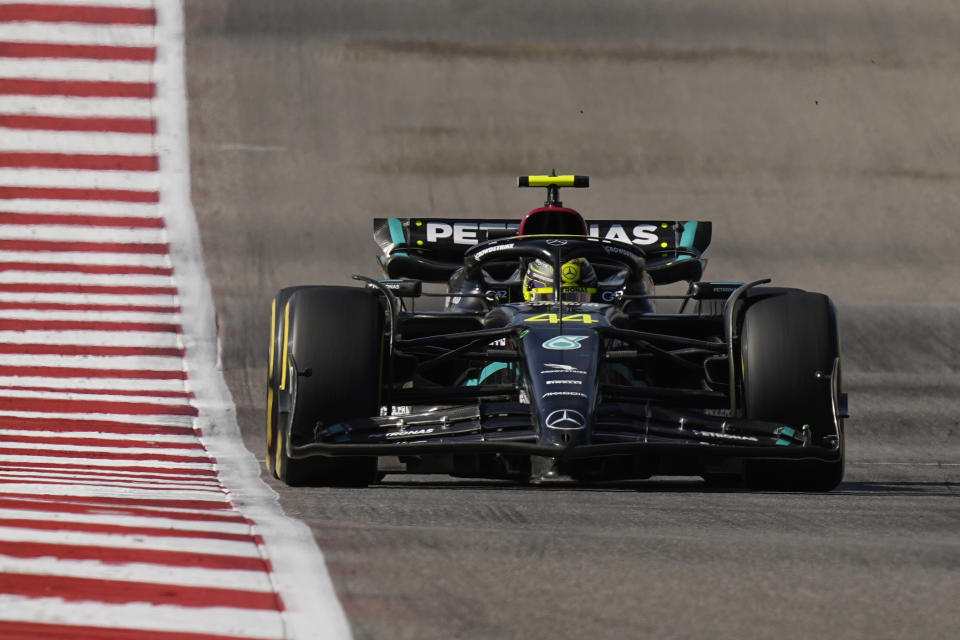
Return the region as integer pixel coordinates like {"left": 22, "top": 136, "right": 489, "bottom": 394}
{"left": 522, "top": 257, "right": 598, "bottom": 302}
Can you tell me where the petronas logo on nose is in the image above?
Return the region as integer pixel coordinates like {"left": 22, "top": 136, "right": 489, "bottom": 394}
{"left": 542, "top": 335, "right": 588, "bottom": 350}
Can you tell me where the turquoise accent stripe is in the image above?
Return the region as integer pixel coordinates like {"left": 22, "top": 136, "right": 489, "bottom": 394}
{"left": 465, "top": 362, "right": 509, "bottom": 386}
{"left": 775, "top": 426, "right": 796, "bottom": 446}
{"left": 388, "top": 218, "right": 408, "bottom": 257}
{"left": 679, "top": 221, "right": 698, "bottom": 249}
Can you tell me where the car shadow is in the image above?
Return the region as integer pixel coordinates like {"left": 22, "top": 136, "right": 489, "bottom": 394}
{"left": 375, "top": 476, "right": 958, "bottom": 496}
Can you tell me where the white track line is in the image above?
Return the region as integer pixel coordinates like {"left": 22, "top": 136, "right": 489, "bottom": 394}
{"left": 155, "top": 3, "right": 353, "bottom": 637}
{"left": 0, "top": 479, "right": 222, "bottom": 497}
{"left": 0, "top": 508, "right": 253, "bottom": 535}
{"left": 0, "top": 557, "right": 275, "bottom": 593}
{"left": 0, "top": 129, "right": 155, "bottom": 154}
{"left": 0, "top": 411, "right": 194, "bottom": 427}
{"left": 0, "top": 470, "right": 219, "bottom": 489}
{"left": 0, "top": 200, "right": 160, "bottom": 216}
{"left": 0, "top": 24, "right": 157, "bottom": 47}
{"left": 0, "top": 396, "right": 189, "bottom": 410}
{"left": 0, "top": 255, "right": 171, "bottom": 269}
{"left": 0, "top": 377, "right": 186, "bottom": 391}
{"left": 0, "top": 430, "right": 203, "bottom": 444}
{"left": 0, "top": 310, "right": 181, "bottom": 322}
{"left": 0, "top": 96, "right": 155, "bottom": 119}
{"left": 0, "top": 59, "right": 155, "bottom": 82}
{"left": 0, "top": 272, "right": 173, "bottom": 287}
{"left": 0, "top": 271, "right": 173, "bottom": 285}
{"left": 0, "top": 330, "right": 182, "bottom": 345}
{"left": 0, "top": 169, "right": 160, "bottom": 191}
{"left": 0, "top": 526, "right": 260, "bottom": 557}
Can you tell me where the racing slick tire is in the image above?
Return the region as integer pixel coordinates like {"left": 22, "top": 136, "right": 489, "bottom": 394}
{"left": 740, "top": 291, "right": 845, "bottom": 492}
{"left": 268, "top": 286, "right": 382, "bottom": 486}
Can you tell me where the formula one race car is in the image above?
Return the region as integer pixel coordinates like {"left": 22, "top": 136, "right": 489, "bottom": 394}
{"left": 266, "top": 174, "right": 847, "bottom": 491}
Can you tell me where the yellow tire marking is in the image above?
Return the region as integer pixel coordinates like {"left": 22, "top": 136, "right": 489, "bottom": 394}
{"left": 268, "top": 299, "right": 277, "bottom": 379}
{"left": 280, "top": 300, "right": 291, "bottom": 391}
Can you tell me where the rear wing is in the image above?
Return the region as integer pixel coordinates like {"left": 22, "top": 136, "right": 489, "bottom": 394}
{"left": 373, "top": 217, "right": 711, "bottom": 283}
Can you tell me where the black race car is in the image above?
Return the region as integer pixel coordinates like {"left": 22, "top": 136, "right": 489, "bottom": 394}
{"left": 266, "top": 175, "right": 847, "bottom": 490}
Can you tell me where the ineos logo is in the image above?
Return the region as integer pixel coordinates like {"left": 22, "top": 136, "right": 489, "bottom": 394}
{"left": 546, "top": 239, "right": 568, "bottom": 246}
{"left": 544, "top": 409, "right": 585, "bottom": 430}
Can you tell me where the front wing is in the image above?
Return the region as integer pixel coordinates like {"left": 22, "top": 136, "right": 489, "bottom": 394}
{"left": 291, "top": 402, "right": 842, "bottom": 464}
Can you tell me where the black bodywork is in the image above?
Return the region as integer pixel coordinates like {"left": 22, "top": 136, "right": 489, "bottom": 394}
{"left": 286, "top": 217, "right": 847, "bottom": 484}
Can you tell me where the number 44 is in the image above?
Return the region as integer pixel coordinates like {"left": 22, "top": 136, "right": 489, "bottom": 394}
{"left": 527, "top": 313, "right": 598, "bottom": 324}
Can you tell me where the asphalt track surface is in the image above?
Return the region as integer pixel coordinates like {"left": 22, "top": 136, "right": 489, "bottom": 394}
{"left": 183, "top": 2, "right": 960, "bottom": 638}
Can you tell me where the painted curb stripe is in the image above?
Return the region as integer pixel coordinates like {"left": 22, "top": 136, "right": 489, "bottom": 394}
{"left": 0, "top": 4, "right": 157, "bottom": 26}
{"left": 0, "top": 113, "right": 155, "bottom": 133}
{"left": 0, "top": 40, "right": 156, "bottom": 60}
{"left": 0, "top": 540, "right": 270, "bottom": 571}
{"left": 0, "top": 492, "right": 230, "bottom": 510}
{"left": 0, "top": 185, "right": 159, "bottom": 201}
{"left": 0, "top": 518, "right": 258, "bottom": 542}
{"left": 0, "top": 302, "right": 183, "bottom": 316}
{"left": 0, "top": 238, "right": 167, "bottom": 252}
{"left": 0, "top": 446, "right": 209, "bottom": 462}
{"left": 0, "top": 77, "right": 154, "bottom": 97}
{"left": 0, "top": 414, "right": 197, "bottom": 433}
{"left": 0, "top": 210, "right": 163, "bottom": 225}
{"left": 0, "top": 496, "right": 241, "bottom": 520}
{"left": 0, "top": 574, "right": 280, "bottom": 609}
{"left": 0, "top": 316, "right": 179, "bottom": 329}
{"left": 0, "top": 620, "right": 281, "bottom": 640}
{"left": 0, "top": 433, "right": 204, "bottom": 448}
{"left": 0, "top": 152, "right": 159, "bottom": 171}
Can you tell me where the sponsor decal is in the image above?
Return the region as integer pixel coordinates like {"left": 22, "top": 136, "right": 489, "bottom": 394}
{"left": 544, "top": 409, "right": 585, "bottom": 430}
{"left": 541, "top": 363, "right": 588, "bottom": 375}
{"left": 542, "top": 391, "right": 588, "bottom": 399}
{"left": 485, "top": 289, "right": 508, "bottom": 301}
{"left": 587, "top": 223, "right": 660, "bottom": 246}
{"left": 691, "top": 430, "right": 758, "bottom": 443}
{"left": 560, "top": 261, "right": 581, "bottom": 283}
{"left": 529, "top": 314, "right": 598, "bottom": 325}
{"left": 600, "top": 290, "right": 621, "bottom": 303}
{"left": 425, "top": 221, "right": 518, "bottom": 244}
{"left": 542, "top": 335, "right": 589, "bottom": 350}
{"left": 546, "top": 239, "right": 568, "bottom": 246}
{"left": 546, "top": 379, "right": 583, "bottom": 385}
{"left": 385, "top": 428, "right": 435, "bottom": 439}
{"left": 602, "top": 244, "right": 638, "bottom": 259}
{"left": 473, "top": 242, "right": 515, "bottom": 260}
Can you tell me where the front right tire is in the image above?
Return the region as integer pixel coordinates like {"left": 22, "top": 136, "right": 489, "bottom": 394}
{"left": 740, "top": 291, "right": 845, "bottom": 491}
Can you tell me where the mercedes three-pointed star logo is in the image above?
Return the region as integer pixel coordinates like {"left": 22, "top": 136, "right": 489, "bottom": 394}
{"left": 544, "top": 409, "right": 585, "bottom": 430}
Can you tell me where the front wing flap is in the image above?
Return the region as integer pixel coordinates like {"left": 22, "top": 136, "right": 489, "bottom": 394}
{"left": 290, "top": 402, "right": 840, "bottom": 463}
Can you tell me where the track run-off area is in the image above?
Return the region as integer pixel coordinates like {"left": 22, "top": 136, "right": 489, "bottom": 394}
{"left": 0, "top": 2, "right": 348, "bottom": 638}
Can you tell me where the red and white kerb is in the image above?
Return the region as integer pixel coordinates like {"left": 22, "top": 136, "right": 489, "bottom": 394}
{"left": 0, "top": 2, "right": 349, "bottom": 638}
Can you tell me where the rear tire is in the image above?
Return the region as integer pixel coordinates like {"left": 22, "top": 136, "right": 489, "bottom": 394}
{"left": 268, "top": 286, "right": 383, "bottom": 486}
{"left": 740, "top": 292, "right": 844, "bottom": 491}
